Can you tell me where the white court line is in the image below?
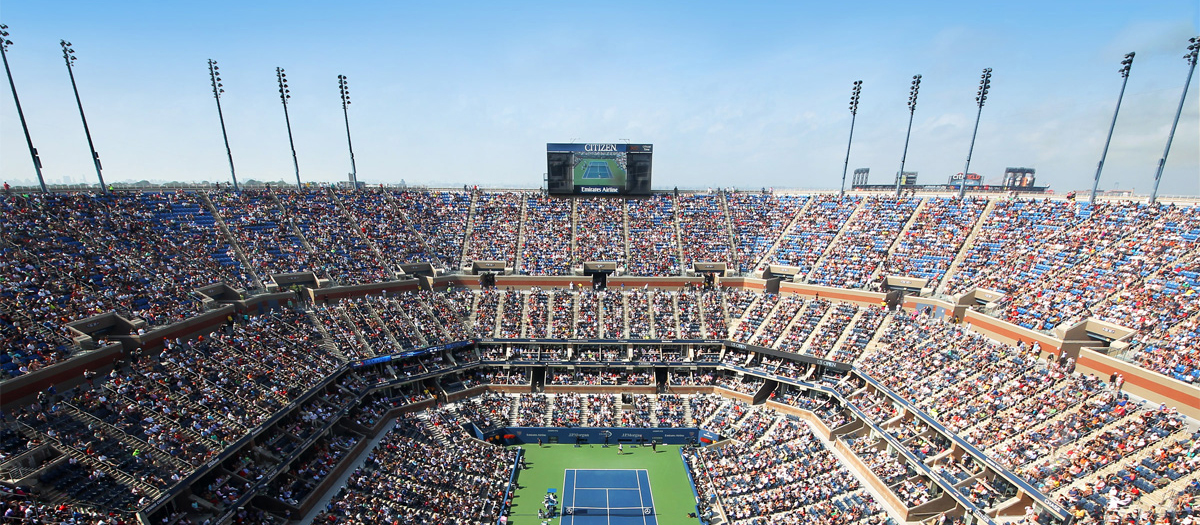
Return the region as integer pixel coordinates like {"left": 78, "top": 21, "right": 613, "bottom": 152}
{"left": 606, "top": 485, "right": 610, "bottom": 525}
{"left": 639, "top": 469, "right": 654, "bottom": 525}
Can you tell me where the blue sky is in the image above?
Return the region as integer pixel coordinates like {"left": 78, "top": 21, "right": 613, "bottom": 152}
{"left": 2, "top": 0, "right": 1198, "bottom": 194}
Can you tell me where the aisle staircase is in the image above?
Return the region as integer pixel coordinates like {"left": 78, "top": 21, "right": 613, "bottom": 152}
{"left": 805, "top": 199, "right": 868, "bottom": 281}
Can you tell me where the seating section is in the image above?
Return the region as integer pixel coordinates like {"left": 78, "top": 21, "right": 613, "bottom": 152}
{"left": 7, "top": 190, "right": 1199, "bottom": 380}
{"left": 810, "top": 196, "right": 919, "bottom": 289}
{"left": 464, "top": 191, "right": 523, "bottom": 267}
{"left": 519, "top": 195, "right": 572, "bottom": 275}
{"left": 627, "top": 194, "right": 681, "bottom": 275}
{"left": 767, "top": 195, "right": 859, "bottom": 276}
{"left": 881, "top": 197, "right": 987, "bottom": 286}
{"left": 273, "top": 190, "right": 393, "bottom": 284}
{"left": 574, "top": 198, "right": 625, "bottom": 265}
{"left": 726, "top": 193, "right": 806, "bottom": 273}
{"left": 314, "top": 412, "right": 514, "bottom": 525}
{"left": 678, "top": 194, "right": 733, "bottom": 265}
{"left": 6, "top": 189, "right": 1200, "bottom": 525}
{"left": 338, "top": 190, "right": 441, "bottom": 267}
{"left": 685, "top": 417, "right": 883, "bottom": 525}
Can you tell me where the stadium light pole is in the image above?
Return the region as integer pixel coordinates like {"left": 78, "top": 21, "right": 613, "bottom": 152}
{"left": 840, "top": 80, "right": 863, "bottom": 197}
{"left": 1149, "top": 38, "right": 1199, "bottom": 205}
{"left": 61, "top": 40, "right": 106, "bottom": 193}
{"left": 277, "top": 67, "right": 302, "bottom": 189}
{"left": 1, "top": 25, "right": 47, "bottom": 192}
{"left": 1089, "top": 52, "right": 1134, "bottom": 205}
{"left": 958, "top": 68, "right": 992, "bottom": 199}
{"left": 896, "top": 74, "right": 921, "bottom": 197}
{"left": 208, "top": 59, "right": 238, "bottom": 191}
{"left": 338, "top": 74, "right": 357, "bottom": 187}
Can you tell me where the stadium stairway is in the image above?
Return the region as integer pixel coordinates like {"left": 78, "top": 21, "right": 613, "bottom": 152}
{"left": 754, "top": 196, "right": 816, "bottom": 274}
{"left": 805, "top": 198, "right": 867, "bottom": 282}
{"left": 568, "top": 198, "right": 579, "bottom": 263}
{"left": 822, "top": 307, "right": 864, "bottom": 360}
{"left": 339, "top": 306, "right": 379, "bottom": 357}
{"left": 265, "top": 190, "right": 323, "bottom": 274}
{"left": 936, "top": 199, "right": 999, "bottom": 294}
{"left": 17, "top": 419, "right": 164, "bottom": 499}
{"left": 800, "top": 301, "right": 841, "bottom": 352}
{"left": 380, "top": 190, "right": 441, "bottom": 265}
{"left": 198, "top": 191, "right": 266, "bottom": 289}
{"left": 853, "top": 312, "right": 896, "bottom": 366}
{"left": 60, "top": 399, "right": 193, "bottom": 473}
{"left": 456, "top": 189, "right": 481, "bottom": 270}
{"left": 306, "top": 310, "right": 351, "bottom": 362}
{"left": 364, "top": 301, "right": 412, "bottom": 350}
{"left": 413, "top": 295, "right": 454, "bottom": 342}
{"left": 670, "top": 193, "right": 687, "bottom": 269}
{"left": 511, "top": 195, "right": 530, "bottom": 273}
{"left": 621, "top": 199, "right": 632, "bottom": 265}
{"left": 726, "top": 293, "right": 763, "bottom": 340}
{"left": 668, "top": 292, "right": 683, "bottom": 339}
{"left": 745, "top": 296, "right": 789, "bottom": 346}
{"left": 328, "top": 190, "right": 399, "bottom": 278}
{"left": 869, "top": 197, "right": 929, "bottom": 285}
{"left": 717, "top": 192, "right": 738, "bottom": 264}
{"left": 414, "top": 412, "right": 453, "bottom": 449}
{"left": 515, "top": 292, "right": 532, "bottom": 339}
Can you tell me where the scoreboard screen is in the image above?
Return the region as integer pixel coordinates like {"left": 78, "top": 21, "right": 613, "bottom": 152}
{"left": 547, "top": 143, "right": 652, "bottom": 196}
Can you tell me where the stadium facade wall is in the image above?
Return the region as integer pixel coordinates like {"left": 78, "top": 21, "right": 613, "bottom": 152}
{"left": 1, "top": 343, "right": 123, "bottom": 405}
{"left": 834, "top": 437, "right": 911, "bottom": 520}
{"left": 488, "top": 426, "right": 721, "bottom": 446}
{"left": 309, "top": 279, "right": 422, "bottom": 303}
{"left": 763, "top": 400, "right": 834, "bottom": 439}
{"left": 544, "top": 385, "right": 658, "bottom": 395}
{"left": 1075, "top": 348, "right": 1200, "bottom": 419}
{"left": 779, "top": 281, "right": 887, "bottom": 306}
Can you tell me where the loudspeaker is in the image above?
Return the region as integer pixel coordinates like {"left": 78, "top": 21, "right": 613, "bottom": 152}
{"left": 547, "top": 153, "right": 573, "bottom": 194}
{"left": 626, "top": 152, "right": 652, "bottom": 195}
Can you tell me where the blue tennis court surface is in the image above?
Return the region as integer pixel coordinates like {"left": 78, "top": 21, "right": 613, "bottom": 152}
{"left": 581, "top": 160, "right": 614, "bottom": 179}
{"left": 562, "top": 469, "right": 657, "bottom": 525}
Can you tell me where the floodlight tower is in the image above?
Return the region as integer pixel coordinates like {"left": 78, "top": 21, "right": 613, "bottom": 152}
{"left": 208, "top": 59, "right": 238, "bottom": 190}
{"left": 1149, "top": 38, "right": 1199, "bottom": 205}
{"left": 958, "top": 68, "right": 992, "bottom": 199}
{"left": 277, "top": 67, "right": 301, "bottom": 188}
{"left": 338, "top": 74, "right": 357, "bottom": 187}
{"left": 1089, "top": 52, "right": 1134, "bottom": 205}
{"left": 840, "top": 80, "right": 863, "bottom": 197}
{"left": 61, "top": 40, "right": 106, "bottom": 193}
{"left": 0, "top": 25, "right": 47, "bottom": 192}
{"left": 896, "top": 74, "right": 921, "bottom": 197}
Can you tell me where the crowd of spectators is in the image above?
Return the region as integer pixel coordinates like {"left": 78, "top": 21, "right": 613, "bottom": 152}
{"left": 809, "top": 197, "right": 919, "bottom": 289}
{"left": 726, "top": 192, "right": 806, "bottom": 274}
{"left": 313, "top": 412, "right": 514, "bottom": 525}
{"left": 518, "top": 195, "right": 572, "bottom": 275}
{"left": 880, "top": 197, "right": 987, "bottom": 287}
{"left": 272, "top": 190, "right": 393, "bottom": 284}
{"left": 1004, "top": 204, "right": 1199, "bottom": 331}
{"left": 686, "top": 417, "right": 876, "bottom": 524}
{"left": 573, "top": 198, "right": 625, "bottom": 265}
{"left": 677, "top": 194, "right": 733, "bottom": 265}
{"left": 767, "top": 195, "right": 859, "bottom": 276}
{"left": 626, "top": 194, "right": 681, "bottom": 275}
{"left": 9, "top": 189, "right": 1200, "bottom": 525}
{"left": 463, "top": 192, "right": 523, "bottom": 268}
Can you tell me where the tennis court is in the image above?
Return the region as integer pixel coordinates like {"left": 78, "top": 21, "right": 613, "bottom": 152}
{"left": 507, "top": 444, "right": 696, "bottom": 525}
{"left": 581, "top": 160, "right": 614, "bottom": 179}
{"left": 562, "top": 469, "right": 657, "bottom": 525}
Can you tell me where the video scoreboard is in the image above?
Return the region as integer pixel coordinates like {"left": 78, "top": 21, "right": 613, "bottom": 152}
{"left": 547, "top": 143, "right": 653, "bottom": 196}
